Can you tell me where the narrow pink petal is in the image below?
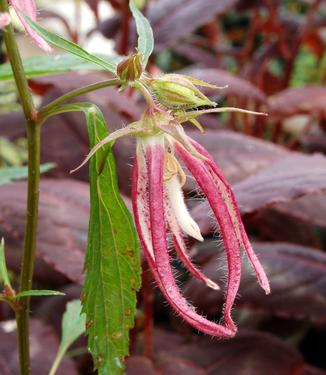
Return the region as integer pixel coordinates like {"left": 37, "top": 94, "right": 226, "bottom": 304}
{"left": 10, "top": 0, "right": 52, "bottom": 52}
{"left": 146, "top": 139, "right": 235, "bottom": 337}
{"left": 164, "top": 190, "right": 220, "bottom": 290}
{"left": 10, "top": 0, "right": 36, "bottom": 20}
{"left": 0, "top": 12, "right": 10, "bottom": 29}
{"left": 132, "top": 143, "right": 155, "bottom": 264}
{"left": 175, "top": 143, "right": 242, "bottom": 331}
{"left": 189, "top": 138, "right": 270, "bottom": 294}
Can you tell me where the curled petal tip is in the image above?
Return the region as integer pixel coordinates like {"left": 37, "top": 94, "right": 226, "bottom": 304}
{"left": 263, "top": 283, "right": 271, "bottom": 295}
{"left": 206, "top": 279, "right": 220, "bottom": 291}
{"left": 38, "top": 41, "right": 52, "bottom": 53}
{"left": 70, "top": 161, "right": 86, "bottom": 174}
{"left": 189, "top": 222, "right": 204, "bottom": 242}
{"left": 191, "top": 225, "right": 204, "bottom": 242}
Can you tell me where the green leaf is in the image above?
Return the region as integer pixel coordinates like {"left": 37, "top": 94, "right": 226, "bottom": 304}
{"left": 51, "top": 102, "right": 141, "bottom": 374}
{"left": 129, "top": 0, "right": 154, "bottom": 68}
{"left": 0, "top": 239, "right": 11, "bottom": 288}
{"left": 49, "top": 300, "right": 86, "bottom": 375}
{"left": 16, "top": 290, "right": 65, "bottom": 298}
{"left": 61, "top": 300, "right": 86, "bottom": 348}
{"left": 0, "top": 163, "right": 55, "bottom": 185}
{"left": 21, "top": 13, "right": 121, "bottom": 73}
{"left": 0, "top": 54, "right": 123, "bottom": 82}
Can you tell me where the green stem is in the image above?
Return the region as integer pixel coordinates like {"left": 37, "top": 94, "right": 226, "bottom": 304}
{"left": 131, "top": 80, "right": 155, "bottom": 108}
{"left": 48, "top": 345, "right": 68, "bottom": 375}
{"left": 16, "top": 123, "right": 41, "bottom": 375}
{"left": 0, "top": 1, "right": 36, "bottom": 122}
{"left": 48, "top": 346, "right": 88, "bottom": 375}
{"left": 0, "top": 1, "right": 40, "bottom": 374}
{"left": 39, "top": 79, "right": 121, "bottom": 120}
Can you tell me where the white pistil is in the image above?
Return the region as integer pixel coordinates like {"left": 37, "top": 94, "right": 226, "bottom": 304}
{"left": 165, "top": 174, "right": 204, "bottom": 242}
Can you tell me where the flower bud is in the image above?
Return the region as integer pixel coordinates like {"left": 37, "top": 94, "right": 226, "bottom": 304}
{"left": 140, "top": 107, "right": 174, "bottom": 131}
{"left": 117, "top": 54, "right": 143, "bottom": 82}
{"left": 144, "top": 74, "right": 216, "bottom": 110}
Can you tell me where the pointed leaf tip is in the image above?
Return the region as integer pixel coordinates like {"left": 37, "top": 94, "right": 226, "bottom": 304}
{"left": 0, "top": 238, "right": 12, "bottom": 288}
{"left": 129, "top": 0, "right": 154, "bottom": 68}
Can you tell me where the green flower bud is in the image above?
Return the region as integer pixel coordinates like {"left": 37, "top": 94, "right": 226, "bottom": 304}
{"left": 117, "top": 54, "right": 143, "bottom": 82}
{"left": 143, "top": 74, "right": 216, "bottom": 110}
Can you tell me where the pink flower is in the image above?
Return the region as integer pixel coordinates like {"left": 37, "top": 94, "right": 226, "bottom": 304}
{"left": 9, "top": 0, "right": 51, "bottom": 51}
{"left": 0, "top": 12, "right": 10, "bottom": 29}
{"left": 131, "top": 119, "right": 270, "bottom": 337}
{"left": 75, "top": 104, "right": 270, "bottom": 337}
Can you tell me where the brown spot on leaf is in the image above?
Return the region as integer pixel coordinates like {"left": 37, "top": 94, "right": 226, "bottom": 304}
{"left": 111, "top": 332, "right": 123, "bottom": 340}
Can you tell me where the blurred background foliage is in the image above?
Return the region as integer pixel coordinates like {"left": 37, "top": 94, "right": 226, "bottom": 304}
{"left": 0, "top": 0, "right": 326, "bottom": 374}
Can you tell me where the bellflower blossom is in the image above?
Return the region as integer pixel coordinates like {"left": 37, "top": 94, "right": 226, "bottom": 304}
{"left": 8, "top": 0, "right": 51, "bottom": 51}
{"left": 75, "top": 61, "right": 270, "bottom": 337}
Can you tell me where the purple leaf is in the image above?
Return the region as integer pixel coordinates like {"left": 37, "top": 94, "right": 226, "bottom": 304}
{"left": 184, "top": 242, "right": 326, "bottom": 324}
{"left": 268, "top": 87, "right": 326, "bottom": 118}
{"left": 133, "top": 329, "right": 325, "bottom": 375}
{"left": 148, "top": 0, "right": 240, "bottom": 51}
{"left": 248, "top": 207, "right": 320, "bottom": 247}
{"left": 191, "top": 153, "right": 326, "bottom": 234}
{"left": 0, "top": 179, "right": 87, "bottom": 284}
{"left": 185, "top": 130, "right": 287, "bottom": 185}
{"left": 126, "top": 356, "right": 158, "bottom": 375}
{"left": 173, "top": 43, "right": 218, "bottom": 67}
{"left": 234, "top": 154, "right": 326, "bottom": 214}
{"left": 0, "top": 179, "right": 133, "bottom": 284}
{"left": 274, "top": 192, "right": 326, "bottom": 228}
{"left": 182, "top": 68, "right": 266, "bottom": 103}
{"left": 0, "top": 319, "right": 78, "bottom": 374}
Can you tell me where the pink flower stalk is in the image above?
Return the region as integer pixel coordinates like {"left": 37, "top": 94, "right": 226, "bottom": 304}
{"left": 74, "top": 72, "right": 271, "bottom": 337}
{"left": 0, "top": 12, "right": 10, "bottom": 29}
{"left": 8, "top": 0, "right": 51, "bottom": 51}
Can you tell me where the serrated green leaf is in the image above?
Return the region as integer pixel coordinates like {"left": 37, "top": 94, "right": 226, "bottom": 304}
{"left": 16, "top": 290, "right": 65, "bottom": 298}
{"left": 21, "top": 13, "right": 120, "bottom": 73}
{"left": 50, "top": 102, "right": 141, "bottom": 375}
{"left": 0, "top": 163, "right": 55, "bottom": 185}
{"left": 0, "top": 239, "right": 11, "bottom": 288}
{"left": 49, "top": 300, "right": 86, "bottom": 375}
{"left": 0, "top": 54, "right": 123, "bottom": 82}
{"left": 130, "top": 0, "right": 154, "bottom": 68}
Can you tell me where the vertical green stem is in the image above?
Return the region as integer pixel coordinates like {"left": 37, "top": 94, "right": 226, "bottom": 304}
{"left": 16, "top": 122, "right": 40, "bottom": 375}
{"left": 0, "top": 1, "right": 40, "bottom": 374}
